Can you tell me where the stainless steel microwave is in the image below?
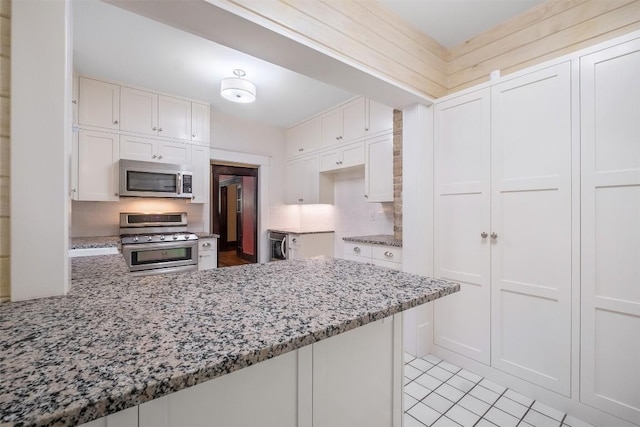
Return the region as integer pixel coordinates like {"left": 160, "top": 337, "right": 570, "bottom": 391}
{"left": 119, "top": 159, "right": 193, "bottom": 199}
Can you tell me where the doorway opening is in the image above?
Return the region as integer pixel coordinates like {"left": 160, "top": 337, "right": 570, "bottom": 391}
{"left": 212, "top": 164, "right": 258, "bottom": 267}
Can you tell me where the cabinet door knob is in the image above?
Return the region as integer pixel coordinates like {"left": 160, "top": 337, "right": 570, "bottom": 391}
{"left": 152, "top": 155, "right": 157, "bottom": 159}
{"left": 114, "top": 193, "right": 119, "bottom": 197}
{"left": 113, "top": 120, "right": 119, "bottom": 124}
{"left": 353, "top": 247, "right": 361, "bottom": 253}
{"left": 158, "top": 155, "right": 163, "bottom": 159}
{"left": 491, "top": 232, "right": 498, "bottom": 240}
{"left": 298, "top": 198, "right": 303, "bottom": 202}
{"left": 365, "top": 127, "right": 369, "bottom": 131}
{"left": 364, "top": 194, "right": 369, "bottom": 198}
{"left": 152, "top": 126, "right": 157, "bottom": 131}
{"left": 481, "top": 232, "right": 488, "bottom": 238}
{"left": 335, "top": 136, "right": 339, "bottom": 140}
{"left": 298, "top": 148, "right": 304, "bottom": 152}
{"left": 72, "top": 100, "right": 77, "bottom": 105}
{"left": 385, "top": 251, "right": 393, "bottom": 258}
{"left": 336, "top": 161, "right": 340, "bottom": 165}
{"left": 192, "top": 134, "right": 196, "bottom": 138}
{"left": 158, "top": 128, "right": 163, "bottom": 132}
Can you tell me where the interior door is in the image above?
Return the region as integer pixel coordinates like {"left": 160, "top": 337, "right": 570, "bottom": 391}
{"left": 433, "top": 88, "right": 491, "bottom": 365}
{"left": 490, "top": 62, "right": 572, "bottom": 396}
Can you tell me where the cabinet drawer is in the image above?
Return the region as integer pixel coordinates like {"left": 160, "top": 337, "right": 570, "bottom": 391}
{"left": 344, "top": 242, "right": 372, "bottom": 259}
{"left": 371, "top": 246, "right": 402, "bottom": 264}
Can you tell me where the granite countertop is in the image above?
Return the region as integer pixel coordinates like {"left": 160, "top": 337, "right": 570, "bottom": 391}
{"left": 195, "top": 232, "right": 221, "bottom": 239}
{"left": 0, "top": 257, "right": 458, "bottom": 427}
{"left": 268, "top": 228, "right": 335, "bottom": 235}
{"left": 70, "top": 254, "right": 130, "bottom": 281}
{"left": 343, "top": 234, "right": 403, "bottom": 247}
{"left": 70, "top": 236, "right": 120, "bottom": 250}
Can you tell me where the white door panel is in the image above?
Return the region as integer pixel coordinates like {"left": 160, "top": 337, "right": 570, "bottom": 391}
{"left": 581, "top": 38, "right": 640, "bottom": 425}
{"left": 491, "top": 62, "right": 572, "bottom": 396}
{"left": 434, "top": 88, "right": 491, "bottom": 364}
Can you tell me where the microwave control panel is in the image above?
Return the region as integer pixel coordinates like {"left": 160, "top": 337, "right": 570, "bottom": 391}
{"left": 183, "top": 174, "right": 193, "bottom": 193}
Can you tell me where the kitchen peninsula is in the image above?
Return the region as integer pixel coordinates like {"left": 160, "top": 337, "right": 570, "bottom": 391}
{"left": 0, "top": 257, "right": 459, "bottom": 427}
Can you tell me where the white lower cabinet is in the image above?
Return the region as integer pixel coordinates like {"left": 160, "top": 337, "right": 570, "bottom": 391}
{"left": 343, "top": 242, "right": 402, "bottom": 271}
{"left": 197, "top": 237, "right": 217, "bottom": 270}
{"left": 579, "top": 38, "right": 640, "bottom": 425}
{"left": 82, "top": 315, "right": 403, "bottom": 427}
{"left": 72, "top": 130, "right": 120, "bottom": 201}
{"left": 287, "top": 233, "right": 334, "bottom": 260}
{"left": 433, "top": 62, "right": 573, "bottom": 396}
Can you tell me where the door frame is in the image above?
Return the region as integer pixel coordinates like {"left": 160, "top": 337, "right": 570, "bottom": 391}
{"left": 212, "top": 164, "right": 259, "bottom": 263}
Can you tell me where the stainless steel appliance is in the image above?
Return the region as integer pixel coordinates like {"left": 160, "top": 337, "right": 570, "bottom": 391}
{"left": 268, "top": 231, "right": 287, "bottom": 261}
{"left": 119, "top": 159, "right": 193, "bottom": 199}
{"left": 120, "top": 212, "right": 198, "bottom": 275}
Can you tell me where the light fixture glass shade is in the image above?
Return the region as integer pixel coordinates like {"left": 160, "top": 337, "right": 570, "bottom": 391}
{"left": 221, "top": 77, "right": 256, "bottom": 103}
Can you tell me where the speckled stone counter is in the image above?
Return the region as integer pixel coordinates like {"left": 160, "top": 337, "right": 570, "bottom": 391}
{"left": 268, "top": 228, "right": 334, "bottom": 235}
{"left": 194, "top": 232, "right": 220, "bottom": 239}
{"left": 70, "top": 254, "right": 130, "bottom": 281}
{"left": 343, "top": 234, "right": 403, "bottom": 247}
{"left": 70, "top": 236, "right": 120, "bottom": 250}
{"left": 0, "top": 258, "right": 458, "bottom": 427}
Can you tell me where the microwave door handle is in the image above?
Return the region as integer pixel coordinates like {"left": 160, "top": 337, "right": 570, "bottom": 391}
{"left": 281, "top": 236, "right": 287, "bottom": 259}
{"left": 177, "top": 173, "right": 182, "bottom": 195}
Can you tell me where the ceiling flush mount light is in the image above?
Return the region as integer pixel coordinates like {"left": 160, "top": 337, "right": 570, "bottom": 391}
{"left": 220, "top": 69, "right": 256, "bottom": 104}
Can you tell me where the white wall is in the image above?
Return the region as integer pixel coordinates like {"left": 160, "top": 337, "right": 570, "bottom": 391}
{"left": 210, "top": 110, "right": 299, "bottom": 230}
{"left": 11, "top": 0, "right": 72, "bottom": 300}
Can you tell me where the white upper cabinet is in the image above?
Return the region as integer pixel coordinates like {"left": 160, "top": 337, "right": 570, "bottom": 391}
{"left": 364, "top": 134, "right": 393, "bottom": 202}
{"left": 120, "top": 86, "right": 158, "bottom": 136}
{"left": 490, "top": 62, "right": 572, "bottom": 396}
{"left": 320, "top": 108, "right": 343, "bottom": 147}
{"left": 286, "top": 155, "right": 333, "bottom": 205}
{"left": 289, "top": 97, "right": 393, "bottom": 159}
{"left": 433, "top": 88, "right": 492, "bottom": 366}
{"left": 191, "top": 145, "right": 210, "bottom": 204}
{"left": 366, "top": 99, "right": 393, "bottom": 136}
{"left": 319, "top": 141, "right": 364, "bottom": 172}
{"left": 191, "top": 102, "right": 210, "bottom": 144}
{"left": 72, "top": 130, "right": 120, "bottom": 202}
{"left": 580, "top": 38, "right": 640, "bottom": 426}
{"left": 78, "top": 77, "right": 120, "bottom": 130}
{"left": 341, "top": 97, "right": 366, "bottom": 142}
{"left": 158, "top": 95, "right": 192, "bottom": 140}
{"left": 120, "top": 135, "right": 191, "bottom": 165}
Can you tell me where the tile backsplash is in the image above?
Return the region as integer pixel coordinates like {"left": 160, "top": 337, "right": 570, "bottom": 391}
{"left": 71, "top": 199, "right": 205, "bottom": 237}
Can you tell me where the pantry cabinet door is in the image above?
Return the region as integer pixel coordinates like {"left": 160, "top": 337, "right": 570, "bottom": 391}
{"left": 190, "top": 145, "right": 209, "bottom": 204}
{"left": 77, "top": 130, "right": 119, "bottom": 201}
{"left": 490, "top": 62, "right": 572, "bottom": 396}
{"left": 78, "top": 77, "right": 120, "bottom": 130}
{"left": 120, "top": 87, "right": 158, "bottom": 136}
{"left": 580, "top": 39, "right": 640, "bottom": 425}
{"left": 158, "top": 95, "right": 191, "bottom": 140}
{"left": 433, "top": 88, "right": 491, "bottom": 365}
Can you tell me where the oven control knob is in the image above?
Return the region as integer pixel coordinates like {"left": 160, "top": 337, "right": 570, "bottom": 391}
{"left": 173, "top": 235, "right": 178, "bottom": 240}
{"left": 147, "top": 236, "right": 152, "bottom": 242}
{"left": 160, "top": 235, "right": 165, "bottom": 241}
{"left": 133, "top": 236, "right": 138, "bottom": 242}
{"left": 184, "top": 235, "right": 190, "bottom": 240}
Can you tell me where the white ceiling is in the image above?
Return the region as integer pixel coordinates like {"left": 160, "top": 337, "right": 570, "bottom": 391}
{"left": 379, "top": 0, "right": 544, "bottom": 48}
{"left": 73, "top": 0, "right": 354, "bottom": 128}
{"left": 74, "top": 0, "right": 544, "bottom": 129}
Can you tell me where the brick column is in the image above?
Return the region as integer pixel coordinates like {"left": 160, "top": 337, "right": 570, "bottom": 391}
{"left": 393, "top": 109, "right": 402, "bottom": 240}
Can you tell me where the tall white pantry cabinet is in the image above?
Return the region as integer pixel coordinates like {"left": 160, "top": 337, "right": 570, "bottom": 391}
{"left": 432, "top": 34, "right": 640, "bottom": 426}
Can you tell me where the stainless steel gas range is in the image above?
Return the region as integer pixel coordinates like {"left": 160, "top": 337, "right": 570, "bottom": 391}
{"left": 120, "top": 212, "right": 198, "bottom": 275}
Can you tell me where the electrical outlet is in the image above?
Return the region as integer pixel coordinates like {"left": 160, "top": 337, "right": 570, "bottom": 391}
{"left": 369, "top": 211, "right": 375, "bottom": 221}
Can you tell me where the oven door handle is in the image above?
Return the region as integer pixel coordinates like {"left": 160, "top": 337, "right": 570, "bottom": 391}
{"left": 281, "top": 236, "right": 287, "bottom": 259}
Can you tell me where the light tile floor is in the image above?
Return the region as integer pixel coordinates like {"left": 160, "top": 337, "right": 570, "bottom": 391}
{"left": 404, "top": 353, "right": 594, "bottom": 427}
